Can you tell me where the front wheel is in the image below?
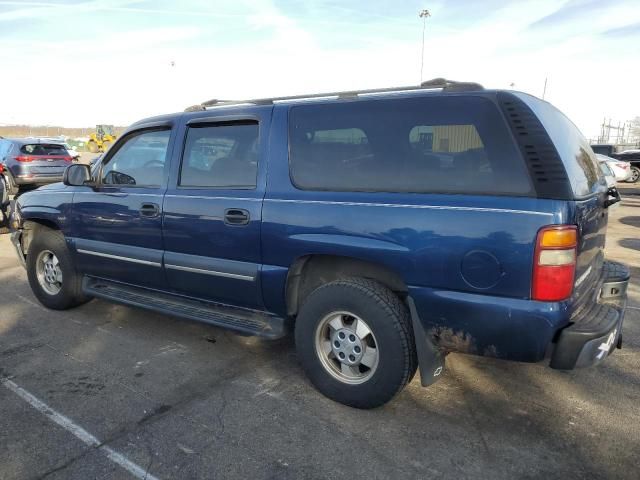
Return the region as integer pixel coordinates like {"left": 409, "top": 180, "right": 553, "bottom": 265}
{"left": 295, "top": 278, "right": 417, "bottom": 408}
{"left": 627, "top": 166, "right": 640, "bottom": 183}
{"left": 26, "top": 227, "right": 90, "bottom": 310}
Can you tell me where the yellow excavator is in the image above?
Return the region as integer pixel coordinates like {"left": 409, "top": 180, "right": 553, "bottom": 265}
{"left": 86, "top": 125, "right": 117, "bottom": 153}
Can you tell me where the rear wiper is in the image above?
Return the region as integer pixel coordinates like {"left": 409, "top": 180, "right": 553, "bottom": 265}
{"left": 604, "top": 187, "right": 621, "bottom": 208}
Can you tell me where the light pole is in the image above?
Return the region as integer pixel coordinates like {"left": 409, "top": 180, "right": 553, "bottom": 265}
{"left": 419, "top": 9, "right": 431, "bottom": 83}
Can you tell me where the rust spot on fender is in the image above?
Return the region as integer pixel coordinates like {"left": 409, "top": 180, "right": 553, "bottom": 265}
{"left": 430, "top": 326, "right": 477, "bottom": 354}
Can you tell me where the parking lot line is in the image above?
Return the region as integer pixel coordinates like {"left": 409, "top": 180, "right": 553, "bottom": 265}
{"left": 1, "top": 378, "right": 159, "bottom": 480}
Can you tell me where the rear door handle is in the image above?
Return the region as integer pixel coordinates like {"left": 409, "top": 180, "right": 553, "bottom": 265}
{"left": 139, "top": 202, "right": 160, "bottom": 217}
{"left": 224, "top": 208, "right": 250, "bottom": 225}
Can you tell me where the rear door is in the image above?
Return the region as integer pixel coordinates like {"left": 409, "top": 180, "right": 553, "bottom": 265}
{"left": 162, "top": 107, "right": 271, "bottom": 309}
{"left": 71, "top": 124, "right": 175, "bottom": 290}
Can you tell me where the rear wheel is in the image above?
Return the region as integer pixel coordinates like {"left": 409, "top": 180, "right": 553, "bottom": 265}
{"left": 87, "top": 141, "right": 99, "bottom": 153}
{"left": 101, "top": 141, "right": 111, "bottom": 152}
{"left": 295, "top": 278, "right": 417, "bottom": 408}
{"left": 627, "top": 166, "right": 639, "bottom": 183}
{"left": 26, "top": 227, "right": 90, "bottom": 310}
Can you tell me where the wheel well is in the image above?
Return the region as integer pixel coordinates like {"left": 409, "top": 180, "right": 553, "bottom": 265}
{"left": 22, "top": 219, "right": 59, "bottom": 256}
{"left": 285, "top": 255, "right": 407, "bottom": 316}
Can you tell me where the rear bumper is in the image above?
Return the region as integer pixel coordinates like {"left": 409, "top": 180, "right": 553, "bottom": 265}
{"left": 14, "top": 175, "right": 64, "bottom": 185}
{"left": 550, "top": 261, "right": 629, "bottom": 369}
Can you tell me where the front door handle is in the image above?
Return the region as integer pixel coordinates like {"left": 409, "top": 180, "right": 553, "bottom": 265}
{"left": 139, "top": 202, "right": 160, "bottom": 217}
{"left": 224, "top": 208, "right": 250, "bottom": 225}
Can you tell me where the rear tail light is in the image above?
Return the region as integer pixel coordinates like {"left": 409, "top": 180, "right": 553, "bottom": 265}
{"left": 64, "top": 156, "right": 72, "bottom": 162}
{"left": 616, "top": 162, "right": 629, "bottom": 169}
{"left": 0, "top": 163, "right": 3, "bottom": 174}
{"left": 532, "top": 225, "right": 577, "bottom": 301}
{"left": 14, "top": 155, "right": 34, "bottom": 162}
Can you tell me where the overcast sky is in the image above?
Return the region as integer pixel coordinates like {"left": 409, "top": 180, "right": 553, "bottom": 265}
{"left": 1, "top": 0, "right": 639, "bottom": 140}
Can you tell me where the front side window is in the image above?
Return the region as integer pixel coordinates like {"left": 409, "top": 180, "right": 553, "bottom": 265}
{"left": 289, "top": 96, "right": 532, "bottom": 195}
{"left": 102, "top": 129, "right": 170, "bottom": 186}
{"left": 179, "top": 122, "right": 259, "bottom": 189}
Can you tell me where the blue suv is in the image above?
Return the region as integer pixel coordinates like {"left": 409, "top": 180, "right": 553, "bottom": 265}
{"left": 9, "top": 80, "right": 629, "bottom": 408}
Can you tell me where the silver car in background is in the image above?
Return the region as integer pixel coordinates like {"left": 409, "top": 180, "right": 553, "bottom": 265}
{"left": 596, "top": 154, "right": 632, "bottom": 182}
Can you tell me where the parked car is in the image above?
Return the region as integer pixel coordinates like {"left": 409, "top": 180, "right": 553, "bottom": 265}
{"left": 8, "top": 80, "right": 629, "bottom": 408}
{"left": 597, "top": 157, "right": 617, "bottom": 188}
{"left": 613, "top": 150, "right": 640, "bottom": 183}
{"left": 63, "top": 143, "right": 81, "bottom": 161}
{"left": 596, "top": 154, "right": 632, "bottom": 182}
{"left": 0, "top": 138, "right": 73, "bottom": 195}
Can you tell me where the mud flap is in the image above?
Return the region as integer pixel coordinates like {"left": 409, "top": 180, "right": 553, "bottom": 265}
{"left": 406, "top": 297, "right": 445, "bottom": 386}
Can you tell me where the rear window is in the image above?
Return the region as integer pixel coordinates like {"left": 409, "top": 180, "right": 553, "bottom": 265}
{"left": 516, "top": 94, "right": 605, "bottom": 198}
{"left": 20, "top": 144, "right": 67, "bottom": 156}
{"left": 288, "top": 96, "right": 533, "bottom": 195}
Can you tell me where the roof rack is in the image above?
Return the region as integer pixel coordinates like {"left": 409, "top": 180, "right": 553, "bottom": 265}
{"left": 184, "top": 78, "right": 483, "bottom": 112}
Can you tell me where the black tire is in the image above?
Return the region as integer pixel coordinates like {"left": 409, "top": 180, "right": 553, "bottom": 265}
{"left": 26, "top": 227, "right": 90, "bottom": 310}
{"left": 0, "top": 175, "right": 8, "bottom": 206}
{"left": 295, "top": 278, "right": 417, "bottom": 409}
{"left": 627, "top": 166, "right": 640, "bottom": 183}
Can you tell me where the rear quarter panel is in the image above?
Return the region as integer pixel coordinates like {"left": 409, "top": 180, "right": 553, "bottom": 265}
{"left": 261, "top": 105, "right": 569, "bottom": 362}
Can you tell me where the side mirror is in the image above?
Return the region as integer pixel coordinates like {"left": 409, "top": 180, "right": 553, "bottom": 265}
{"left": 63, "top": 164, "right": 93, "bottom": 186}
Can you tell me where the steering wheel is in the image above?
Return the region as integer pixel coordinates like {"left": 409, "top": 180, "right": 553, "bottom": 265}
{"left": 143, "top": 160, "right": 164, "bottom": 168}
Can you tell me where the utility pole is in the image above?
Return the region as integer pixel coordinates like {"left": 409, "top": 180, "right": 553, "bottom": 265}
{"left": 542, "top": 77, "right": 548, "bottom": 99}
{"left": 419, "top": 9, "right": 431, "bottom": 83}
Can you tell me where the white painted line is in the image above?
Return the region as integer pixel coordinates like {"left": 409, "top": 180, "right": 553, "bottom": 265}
{"left": 1, "top": 378, "right": 159, "bottom": 480}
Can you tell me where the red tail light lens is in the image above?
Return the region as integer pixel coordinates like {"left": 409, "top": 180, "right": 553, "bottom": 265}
{"left": 64, "top": 156, "right": 72, "bottom": 162}
{"left": 0, "top": 164, "right": 3, "bottom": 174}
{"left": 14, "top": 155, "right": 34, "bottom": 162}
{"left": 532, "top": 225, "right": 577, "bottom": 301}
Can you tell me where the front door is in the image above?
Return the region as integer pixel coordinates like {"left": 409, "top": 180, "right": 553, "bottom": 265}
{"left": 162, "top": 110, "right": 270, "bottom": 309}
{"left": 71, "top": 126, "right": 173, "bottom": 290}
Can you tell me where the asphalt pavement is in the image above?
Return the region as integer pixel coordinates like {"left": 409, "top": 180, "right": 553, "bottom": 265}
{"left": 0, "top": 185, "right": 639, "bottom": 480}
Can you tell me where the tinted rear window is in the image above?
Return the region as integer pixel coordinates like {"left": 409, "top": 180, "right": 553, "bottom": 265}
{"left": 20, "top": 144, "right": 67, "bottom": 155}
{"left": 515, "top": 94, "right": 605, "bottom": 198}
{"left": 289, "top": 96, "right": 533, "bottom": 195}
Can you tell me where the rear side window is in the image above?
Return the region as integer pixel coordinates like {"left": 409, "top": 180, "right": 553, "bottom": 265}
{"left": 516, "top": 94, "right": 604, "bottom": 198}
{"left": 179, "top": 122, "right": 259, "bottom": 189}
{"left": 20, "top": 144, "right": 67, "bottom": 155}
{"left": 289, "top": 96, "right": 532, "bottom": 195}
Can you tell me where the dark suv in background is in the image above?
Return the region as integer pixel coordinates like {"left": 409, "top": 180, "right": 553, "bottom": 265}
{"left": 0, "top": 138, "right": 73, "bottom": 195}
{"left": 614, "top": 150, "right": 640, "bottom": 183}
{"left": 8, "top": 80, "right": 630, "bottom": 408}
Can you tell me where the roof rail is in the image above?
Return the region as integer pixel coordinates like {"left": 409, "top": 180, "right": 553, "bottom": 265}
{"left": 183, "top": 78, "right": 483, "bottom": 112}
